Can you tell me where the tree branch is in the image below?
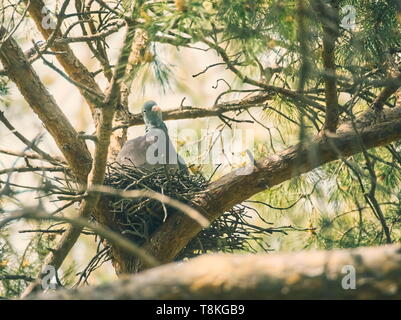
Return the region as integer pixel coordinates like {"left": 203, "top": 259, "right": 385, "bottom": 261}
{"left": 0, "top": 27, "right": 92, "bottom": 184}
{"left": 23, "top": 0, "right": 105, "bottom": 118}
{"left": 0, "top": 112, "right": 64, "bottom": 165}
{"left": 30, "top": 244, "right": 401, "bottom": 299}
{"left": 21, "top": 25, "right": 137, "bottom": 298}
{"left": 372, "top": 72, "right": 401, "bottom": 111}
{"left": 125, "top": 93, "right": 272, "bottom": 127}
{"left": 0, "top": 146, "right": 65, "bottom": 165}
{"left": 203, "top": 38, "right": 325, "bottom": 112}
{"left": 313, "top": 0, "right": 340, "bottom": 132}
{"left": 0, "top": 166, "right": 67, "bottom": 175}
{"left": 131, "top": 106, "right": 401, "bottom": 272}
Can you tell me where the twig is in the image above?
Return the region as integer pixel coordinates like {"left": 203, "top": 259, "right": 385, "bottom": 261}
{"left": 0, "top": 166, "right": 67, "bottom": 175}
{"left": 0, "top": 207, "right": 159, "bottom": 268}
{"left": 0, "top": 146, "right": 65, "bottom": 165}
{"left": 0, "top": 112, "right": 61, "bottom": 165}
{"left": 0, "top": 275, "right": 35, "bottom": 282}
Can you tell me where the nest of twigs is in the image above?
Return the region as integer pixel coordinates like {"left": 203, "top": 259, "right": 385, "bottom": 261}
{"left": 103, "top": 162, "right": 271, "bottom": 260}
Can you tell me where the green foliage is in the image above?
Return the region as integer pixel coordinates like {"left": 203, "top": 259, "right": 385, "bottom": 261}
{"left": 1, "top": 0, "right": 401, "bottom": 294}
{"left": 0, "top": 227, "right": 47, "bottom": 298}
{"left": 0, "top": 221, "right": 79, "bottom": 299}
{"left": 0, "top": 78, "right": 8, "bottom": 96}
{"left": 122, "top": 0, "right": 401, "bottom": 251}
{"left": 0, "top": 77, "right": 10, "bottom": 106}
{"left": 340, "top": 0, "right": 400, "bottom": 64}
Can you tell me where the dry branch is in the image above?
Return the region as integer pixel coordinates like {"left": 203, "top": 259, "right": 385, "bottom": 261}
{"left": 0, "top": 207, "right": 159, "bottom": 268}
{"left": 0, "top": 166, "right": 67, "bottom": 175}
{"left": 23, "top": 0, "right": 105, "bottom": 118}
{"left": 0, "top": 112, "right": 65, "bottom": 165}
{"left": 30, "top": 244, "right": 401, "bottom": 299}
{"left": 125, "top": 93, "right": 272, "bottom": 127}
{"left": 0, "top": 27, "right": 92, "bottom": 183}
{"left": 0, "top": 146, "right": 65, "bottom": 165}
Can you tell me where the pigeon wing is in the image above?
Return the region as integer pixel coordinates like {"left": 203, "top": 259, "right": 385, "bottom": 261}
{"left": 117, "top": 129, "right": 188, "bottom": 172}
{"left": 116, "top": 136, "right": 152, "bottom": 168}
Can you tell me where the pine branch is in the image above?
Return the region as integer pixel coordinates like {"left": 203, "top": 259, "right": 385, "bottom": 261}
{"left": 130, "top": 106, "right": 401, "bottom": 272}
{"left": 30, "top": 244, "right": 401, "bottom": 300}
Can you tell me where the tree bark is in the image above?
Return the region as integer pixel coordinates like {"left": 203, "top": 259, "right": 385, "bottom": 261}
{"left": 0, "top": 27, "right": 92, "bottom": 183}
{"left": 20, "top": 26, "right": 136, "bottom": 298}
{"left": 128, "top": 106, "right": 401, "bottom": 272}
{"left": 31, "top": 244, "right": 401, "bottom": 300}
{"left": 24, "top": 0, "right": 104, "bottom": 118}
{"left": 320, "top": 1, "right": 340, "bottom": 132}
{"left": 126, "top": 93, "right": 272, "bottom": 126}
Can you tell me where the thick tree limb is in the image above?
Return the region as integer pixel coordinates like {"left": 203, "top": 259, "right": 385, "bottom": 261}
{"left": 23, "top": 0, "right": 105, "bottom": 118}
{"left": 372, "top": 72, "right": 401, "bottom": 111}
{"left": 31, "top": 244, "right": 401, "bottom": 299}
{"left": 1, "top": 28, "right": 95, "bottom": 298}
{"left": 88, "top": 29, "right": 150, "bottom": 275}
{"left": 128, "top": 106, "right": 401, "bottom": 272}
{"left": 0, "top": 27, "right": 92, "bottom": 183}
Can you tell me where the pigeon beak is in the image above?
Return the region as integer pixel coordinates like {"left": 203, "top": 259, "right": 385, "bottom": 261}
{"left": 151, "top": 105, "right": 161, "bottom": 112}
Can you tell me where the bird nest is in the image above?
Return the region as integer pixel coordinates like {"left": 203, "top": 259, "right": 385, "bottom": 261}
{"left": 103, "top": 162, "right": 272, "bottom": 260}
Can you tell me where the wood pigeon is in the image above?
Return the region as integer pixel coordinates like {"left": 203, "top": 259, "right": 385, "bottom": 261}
{"left": 116, "top": 101, "right": 188, "bottom": 172}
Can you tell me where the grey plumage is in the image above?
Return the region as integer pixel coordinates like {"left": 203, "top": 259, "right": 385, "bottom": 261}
{"left": 116, "top": 101, "right": 187, "bottom": 172}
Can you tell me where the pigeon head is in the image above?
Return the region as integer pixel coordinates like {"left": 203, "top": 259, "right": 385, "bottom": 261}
{"left": 142, "top": 100, "right": 166, "bottom": 130}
